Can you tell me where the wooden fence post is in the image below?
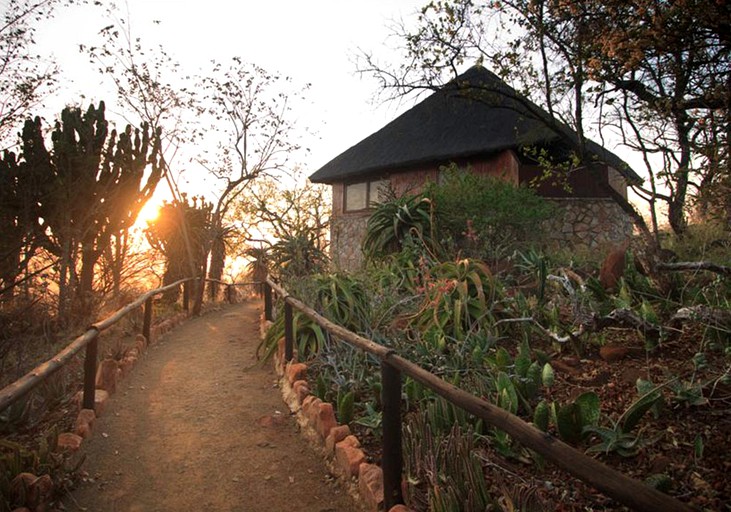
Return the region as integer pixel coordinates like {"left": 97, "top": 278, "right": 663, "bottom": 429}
{"left": 82, "top": 334, "right": 99, "bottom": 410}
{"left": 264, "top": 282, "right": 273, "bottom": 322}
{"left": 183, "top": 281, "right": 190, "bottom": 312}
{"left": 143, "top": 297, "right": 153, "bottom": 342}
{"left": 284, "top": 302, "right": 294, "bottom": 362}
{"left": 382, "top": 361, "right": 404, "bottom": 509}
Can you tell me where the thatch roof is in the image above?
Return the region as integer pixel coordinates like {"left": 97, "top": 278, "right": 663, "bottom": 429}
{"left": 309, "top": 65, "right": 642, "bottom": 185}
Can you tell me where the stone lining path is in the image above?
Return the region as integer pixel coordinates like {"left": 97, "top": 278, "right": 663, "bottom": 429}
{"left": 64, "top": 301, "right": 360, "bottom": 512}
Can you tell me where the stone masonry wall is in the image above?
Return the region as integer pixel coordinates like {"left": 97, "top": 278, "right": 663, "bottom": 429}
{"left": 543, "top": 198, "right": 633, "bottom": 249}
{"left": 331, "top": 198, "right": 633, "bottom": 271}
{"left": 331, "top": 213, "right": 369, "bottom": 271}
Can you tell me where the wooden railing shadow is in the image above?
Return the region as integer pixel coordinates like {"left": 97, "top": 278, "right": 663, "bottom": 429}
{"left": 264, "top": 276, "right": 694, "bottom": 512}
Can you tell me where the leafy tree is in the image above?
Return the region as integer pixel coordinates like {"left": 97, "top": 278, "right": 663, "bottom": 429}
{"left": 1, "top": 0, "right": 59, "bottom": 146}
{"left": 237, "top": 174, "right": 329, "bottom": 249}
{"left": 581, "top": 0, "right": 730, "bottom": 233}
{"left": 197, "top": 59, "right": 308, "bottom": 290}
{"left": 235, "top": 174, "right": 330, "bottom": 280}
{"left": 86, "top": 15, "right": 308, "bottom": 297}
{"left": 84, "top": 15, "right": 209, "bottom": 310}
{"left": 358, "top": 0, "right": 730, "bottom": 238}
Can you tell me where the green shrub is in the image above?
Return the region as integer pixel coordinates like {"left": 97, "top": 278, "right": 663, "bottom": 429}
{"left": 424, "top": 165, "right": 556, "bottom": 261}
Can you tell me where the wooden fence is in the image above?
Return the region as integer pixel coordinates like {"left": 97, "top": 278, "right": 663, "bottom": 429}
{"left": 0, "top": 276, "right": 265, "bottom": 415}
{"left": 264, "top": 277, "right": 694, "bottom": 512}
{"left": 0, "top": 277, "right": 229, "bottom": 413}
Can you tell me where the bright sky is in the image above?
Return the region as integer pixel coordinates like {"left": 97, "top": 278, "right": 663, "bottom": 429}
{"left": 32, "top": 0, "right": 427, "bottom": 194}
{"left": 29, "top": 0, "right": 657, "bottom": 225}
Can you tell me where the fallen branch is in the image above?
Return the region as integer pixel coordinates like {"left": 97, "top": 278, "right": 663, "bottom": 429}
{"left": 656, "top": 261, "right": 731, "bottom": 277}
{"left": 493, "top": 316, "right": 585, "bottom": 344}
{"left": 592, "top": 308, "right": 662, "bottom": 339}
{"left": 671, "top": 305, "right": 731, "bottom": 331}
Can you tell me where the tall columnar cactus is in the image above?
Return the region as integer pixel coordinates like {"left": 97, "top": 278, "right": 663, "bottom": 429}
{"left": 20, "top": 102, "right": 165, "bottom": 318}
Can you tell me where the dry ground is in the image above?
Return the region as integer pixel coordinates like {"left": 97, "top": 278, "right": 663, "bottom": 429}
{"left": 64, "top": 301, "right": 360, "bottom": 512}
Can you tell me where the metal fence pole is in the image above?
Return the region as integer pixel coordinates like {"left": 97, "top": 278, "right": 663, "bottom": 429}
{"left": 264, "top": 282, "right": 273, "bottom": 321}
{"left": 82, "top": 334, "right": 99, "bottom": 410}
{"left": 143, "top": 297, "right": 153, "bottom": 342}
{"left": 382, "top": 360, "right": 404, "bottom": 508}
{"left": 284, "top": 302, "right": 294, "bottom": 361}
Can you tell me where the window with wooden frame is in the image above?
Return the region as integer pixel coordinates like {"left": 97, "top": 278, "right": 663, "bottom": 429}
{"left": 344, "top": 179, "right": 388, "bottom": 212}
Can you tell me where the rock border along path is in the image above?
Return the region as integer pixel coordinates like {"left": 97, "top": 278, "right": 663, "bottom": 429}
{"left": 64, "top": 301, "right": 360, "bottom": 512}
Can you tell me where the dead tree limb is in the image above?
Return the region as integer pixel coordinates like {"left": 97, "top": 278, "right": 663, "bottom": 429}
{"left": 671, "top": 305, "right": 731, "bottom": 331}
{"left": 656, "top": 261, "right": 731, "bottom": 277}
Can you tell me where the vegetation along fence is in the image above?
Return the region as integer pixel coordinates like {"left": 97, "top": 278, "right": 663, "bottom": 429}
{"left": 264, "top": 276, "right": 694, "bottom": 512}
{"left": 0, "top": 277, "right": 250, "bottom": 414}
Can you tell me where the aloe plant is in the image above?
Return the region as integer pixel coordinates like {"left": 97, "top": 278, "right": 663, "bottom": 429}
{"left": 403, "top": 411, "right": 495, "bottom": 511}
{"left": 362, "top": 193, "right": 434, "bottom": 260}
{"left": 496, "top": 372, "right": 519, "bottom": 415}
{"left": 312, "top": 273, "right": 370, "bottom": 331}
{"left": 336, "top": 390, "right": 355, "bottom": 425}
{"left": 584, "top": 385, "right": 663, "bottom": 457}
{"left": 413, "top": 258, "right": 500, "bottom": 339}
{"left": 533, "top": 400, "right": 550, "bottom": 431}
{"left": 256, "top": 307, "right": 328, "bottom": 361}
{"left": 553, "top": 392, "right": 601, "bottom": 445}
{"left": 618, "top": 386, "right": 662, "bottom": 433}
{"left": 584, "top": 422, "right": 650, "bottom": 457}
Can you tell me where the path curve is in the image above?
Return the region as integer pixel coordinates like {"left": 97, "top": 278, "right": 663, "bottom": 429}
{"left": 65, "top": 301, "right": 360, "bottom": 512}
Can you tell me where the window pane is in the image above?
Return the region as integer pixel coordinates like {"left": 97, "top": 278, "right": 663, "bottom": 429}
{"left": 345, "top": 182, "right": 367, "bottom": 211}
{"left": 369, "top": 180, "right": 388, "bottom": 205}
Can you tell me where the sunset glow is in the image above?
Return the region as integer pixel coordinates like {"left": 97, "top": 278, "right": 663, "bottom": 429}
{"left": 138, "top": 200, "right": 161, "bottom": 226}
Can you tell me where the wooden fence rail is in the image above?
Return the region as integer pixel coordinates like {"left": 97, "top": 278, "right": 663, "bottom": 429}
{"left": 265, "top": 277, "right": 695, "bottom": 512}
{"left": 0, "top": 277, "right": 199, "bottom": 413}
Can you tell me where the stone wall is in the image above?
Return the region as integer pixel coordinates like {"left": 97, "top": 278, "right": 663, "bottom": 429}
{"left": 330, "top": 213, "right": 370, "bottom": 270}
{"left": 543, "top": 198, "right": 633, "bottom": 249}
{"left": 330, "top": 198, "right": 633, "bottom": 271}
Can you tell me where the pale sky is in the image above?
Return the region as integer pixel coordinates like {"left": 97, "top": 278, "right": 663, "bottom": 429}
{"left": 32, "top": 0, "right": 429, "bottom": 194}
{"left": 28, "top": 0, "right": 656, "bottom": 224}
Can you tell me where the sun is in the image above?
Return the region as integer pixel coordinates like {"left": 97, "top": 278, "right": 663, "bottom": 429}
{"left": 138, "top": 201, "right": 161, "bottom": 225}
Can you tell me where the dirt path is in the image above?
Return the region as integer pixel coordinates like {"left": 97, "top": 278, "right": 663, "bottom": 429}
{"left": 64, "top": 301, "right": 360, "bottom": 512}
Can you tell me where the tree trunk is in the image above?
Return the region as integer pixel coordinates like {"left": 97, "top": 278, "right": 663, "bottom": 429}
{"left": 77, "top": 244, "right": 98, "bottom": 318}
{"left": 193, "top": 258, "right": 207, "bottom": 316}
{"left": 667, "top": 196, "right": 687, "bottom": 236}
{"left": 0, "top": 251, "right": 19, "bottom": 301}
{"left": 111, "top": 231, "right": 127, "bottom": 299}
{"left": 208, "top": 233, "right": 226, "bottom": 300}
{"left": 57, "top": 238, "right": 72, "bottom": 322}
